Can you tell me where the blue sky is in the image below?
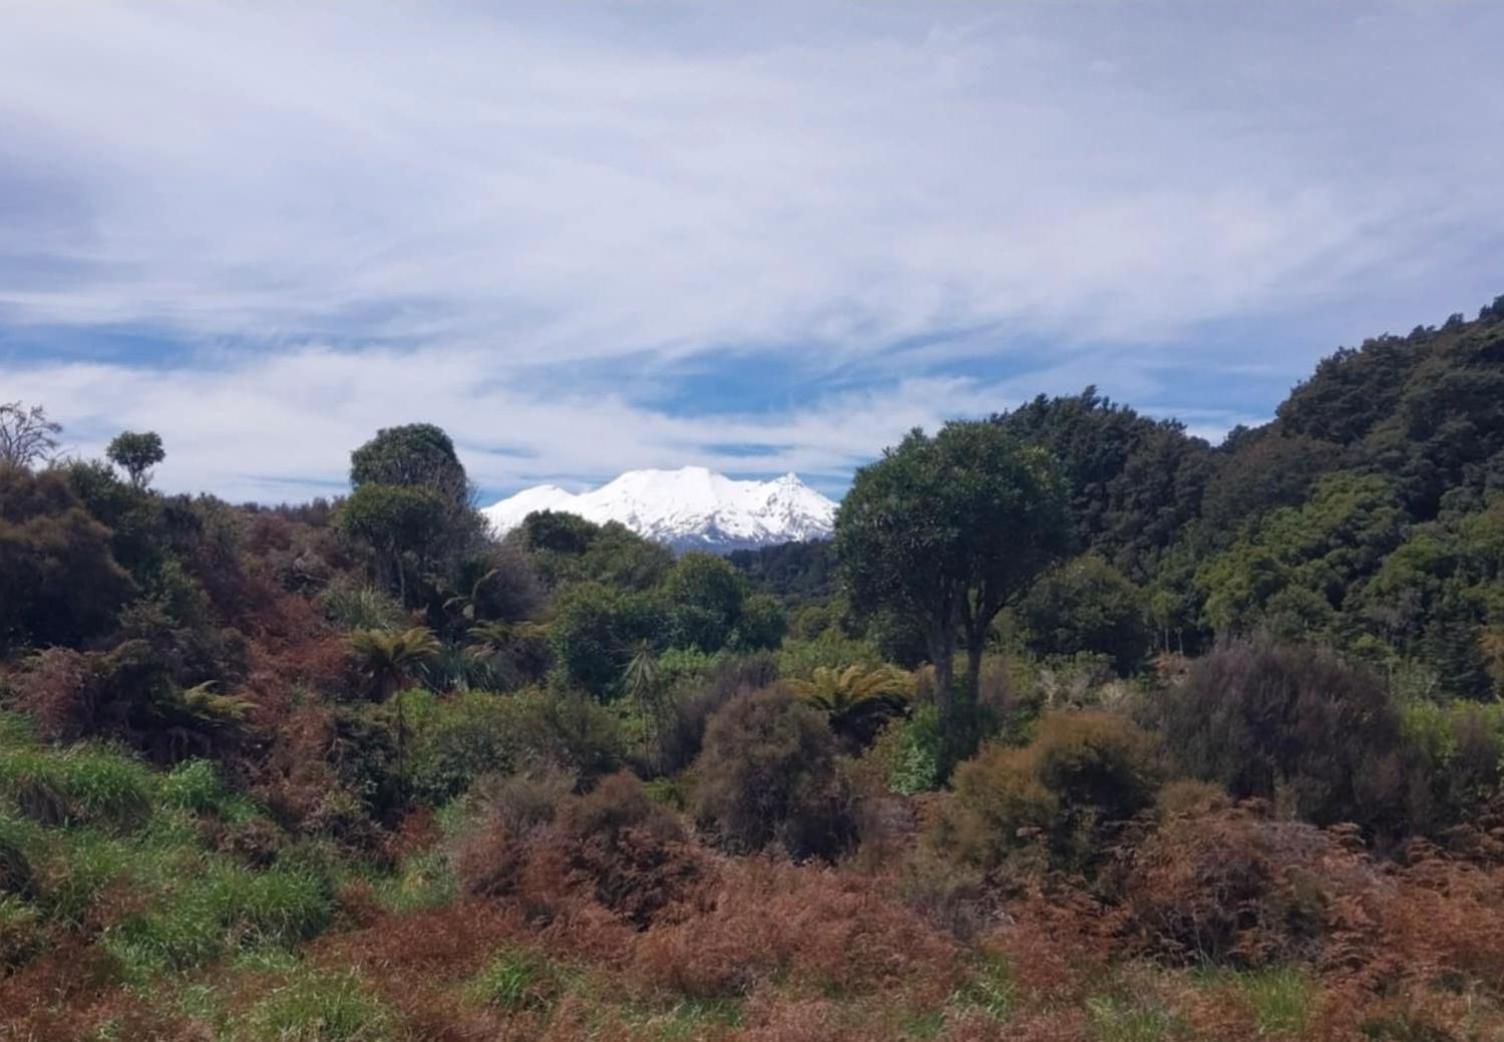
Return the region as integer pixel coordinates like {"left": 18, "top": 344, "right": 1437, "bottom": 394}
{"left": 2, "top": 2, "right": 1502, "bottom": 504}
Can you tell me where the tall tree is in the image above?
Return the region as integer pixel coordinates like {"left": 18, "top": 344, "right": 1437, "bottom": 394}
{"left": 836, "top": 421, "right": 1068, "bottom": 769}
{"left": 0, "top": 401, "right": 62, "bottom": 469}
{"left": 106, "top": 430, "right": 166, "bottom": 489}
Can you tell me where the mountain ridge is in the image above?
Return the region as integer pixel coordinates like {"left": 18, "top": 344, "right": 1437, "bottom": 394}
{"left": 481, "top": 465, "right": 838, "bottom": 552}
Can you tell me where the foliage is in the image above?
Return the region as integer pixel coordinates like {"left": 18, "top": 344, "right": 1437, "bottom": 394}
{"left": 1156, "top": 639, "right": 1412, "bottom": 835}
{"left": 105, "top": 430, "right": 165, "bottom": 490}
{"left": 0, "top": 466, "right": 136, "bottom": 652}
{"left": 549, "top": 582, "right": 667, "bottom": 698}
{"left": 1020, "top": 554, "right": 1153, "bottom": 675}
{"left": 789, "top": 664, "right": 913, "bottom": 750}
{"left": 837, "top": 420, "right": 1070, "bottom": 772}
{"left": 692, "top": 687, "right": 853, "bottom": 860}
{"left": 935, "top": 710, "right": 1165, "bottom": 872}
{"left": 347, "top": 627, "right": 439, "bottom": 702}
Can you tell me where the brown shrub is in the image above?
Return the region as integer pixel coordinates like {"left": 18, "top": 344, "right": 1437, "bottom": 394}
{"left": 459, "top": 772, "right": 707, "bottom": 931}
{"left": 633, "top": 858, "right": 961, "bottom": 1004}
{"left": 1110, "top": 801, "right": 1343, "bottom": 967}
{"left": 692, "top": 686, "right": 855, "bottom": 861}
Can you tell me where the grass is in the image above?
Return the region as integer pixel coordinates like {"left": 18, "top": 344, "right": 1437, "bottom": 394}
{"left": 0, "top": 745, "right": 155, "bottom": 830}
{"left": 239, "top": 969, "right": 395, "bottom": 1041}
{"left": 954, "top": 951, "right": 1015, "bottom": 1021}
{"left": 466, "top": 944, "right": 560, "bottom": 1011}
{"left": 1086, "top": 994, "right": 1177, "bottom": 1042}
{"left": 372, "top": 847, "right": 455, "bottom": 913}
{"left": 1191, "top": 964, "right": 1315, "bottom": 1037}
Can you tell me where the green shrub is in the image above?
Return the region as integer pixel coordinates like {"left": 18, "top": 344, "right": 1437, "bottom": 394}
{"left": 240, "top": 970, "right": 394, "bottom": 1041}
{"left": 160, "top": 758, "right": 236, "bottom": 815}
{"left": 935, "top": 710, "right": 1165, "bottom": 872}
{"left": 409, "top": 690, "right": 623, "bottom": 803}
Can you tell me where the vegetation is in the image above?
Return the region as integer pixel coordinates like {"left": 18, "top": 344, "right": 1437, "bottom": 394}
{"left": 2, "top": 298, "right": 1504, "bottom": 1040}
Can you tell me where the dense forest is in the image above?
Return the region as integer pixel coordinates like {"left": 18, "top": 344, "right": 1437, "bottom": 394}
{"left": 2, "top": 298, "right": 1503, "bottom": 1041}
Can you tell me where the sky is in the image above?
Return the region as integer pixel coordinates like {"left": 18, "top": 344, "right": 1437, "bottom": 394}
{"left": 2, "top": 1, "right": 1502, "bottom": 504}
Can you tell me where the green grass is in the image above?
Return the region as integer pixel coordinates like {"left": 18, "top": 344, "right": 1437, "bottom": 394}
{"left": 103, "top": 859, "right": 333, "bottom": 980}
{"left": 0, "top": 745, "right": 155, "bottom": 830}
{"left": 466, "top": 944, "right": 559, "bottom": 1011}
{"left": 954, "top": 951, "right": 1014, "bottom": 1021}
{"left": 239, "top": 970, "right": 395, "bottom": 1041}
{"left": 1086, "top": 994, "right": 1177, "bottom": 1042}
{"left": 372, "top": 847, "right": 455, "bottom": 913}
{"left": 1192, "top": 964, "right": 1315, "bottom": 1037}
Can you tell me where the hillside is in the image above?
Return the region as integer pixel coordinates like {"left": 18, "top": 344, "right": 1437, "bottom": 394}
{"left": 0, "top": 299, "right": 1502, "bottom": 1040}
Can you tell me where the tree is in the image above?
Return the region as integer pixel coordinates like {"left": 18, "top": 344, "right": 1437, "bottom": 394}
{"left": 106, "top": 430, "right": 165, "bottom": 489}
{"left": 338, "top": 483, "right": 448, "bottom": 603}
{"left": 836, "top": 421, "right": 1069, "bottom": 769}
{"left": 1018, "top": 554, "right": 1153, "bottom": 674}
{"left": 0, "top": 401, "right": 61, "bottom": 469}
{"left": 350, "top": 423, "right": 469, "bottom": 505}
{"left": 662, "top": 552, "right": 746, "bottom": 652}
{"left": 0, "top": 466, "right": 136, "bottom": 651}
{"left": 348, "top": 626, "right": 442, "bottom": 785}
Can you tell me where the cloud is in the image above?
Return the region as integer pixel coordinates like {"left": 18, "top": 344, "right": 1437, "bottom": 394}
{"left": 1, "top": 1, "right": 1501, "bottom": 499}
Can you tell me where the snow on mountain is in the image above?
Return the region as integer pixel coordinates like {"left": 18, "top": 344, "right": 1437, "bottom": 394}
{"left": 482, "top": 466, "right": 837, "bottom": 552}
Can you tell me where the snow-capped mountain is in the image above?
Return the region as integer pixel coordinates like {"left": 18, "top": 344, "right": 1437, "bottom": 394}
{"left": 482, "top": 467, "right": 837, "bottom": 552}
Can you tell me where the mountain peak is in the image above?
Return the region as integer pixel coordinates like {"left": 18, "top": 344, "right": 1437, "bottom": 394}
{"left": 482, "top": 467, "right": 837, "bottom": 552}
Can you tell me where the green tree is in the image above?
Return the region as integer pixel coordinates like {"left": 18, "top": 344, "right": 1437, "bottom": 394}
{"left": 106, "top": 430, "right": 165, "bottom": 489}
{"left": 836, "top": 421, "right": 1069, "bottom": 770}
{"left": 1018, "top": 555, "right": 1152, "bottom": 674}
{"left": 549, "top": 582, "right": 667, "bottom": 698}
{"left": 789, "top": 664, "right": 913, "bottom": 749}
{"left": 0, "top": 466, "right": 136, "bottom": 651}
{"left": 348, "top": 626, "right": 442, "bottom": 785}
{"left": 662, "top": 552, "right": 746, "bottom": 652}
{"left": 350, "top": 423, "right": 469, "bottom": 505}
{"left": 338, "top": 483, "right": 448, "bottom": 603}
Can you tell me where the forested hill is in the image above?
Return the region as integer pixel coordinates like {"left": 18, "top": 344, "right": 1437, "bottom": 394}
{"left": 736, "top": 296, "right": 1504, "bottom": 699}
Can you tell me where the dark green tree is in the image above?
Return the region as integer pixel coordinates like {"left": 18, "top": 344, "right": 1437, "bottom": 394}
{"left": 350, "top": 423, "right": 469, "bottom": 505}
{"left": 1018, "top": 554, "right": 1152, "bottom": 674}
{"left": 106, "top": 430, "right": 165, "bottom": 489}
{"left": 338, "top": 483, "right": 448, "bottom": 603}
{"left": 836, "top": 421, "right": 1069, "bottom": 770}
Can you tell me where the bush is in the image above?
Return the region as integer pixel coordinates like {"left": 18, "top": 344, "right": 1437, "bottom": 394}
{"left": 934, "top": 710, "right": 1165, "bottom": 872}
{"left": 406, "top": 689, "right": 623, "bottom": 804}
{"left": 458, "top": 771, "right": 703, "bottom": 929}
{"left": 0, "top": 465, "right": 136, "bottom": 652}
{"left": 1109, "top": 802, "right": 1338, "bottom": 967}
{"left": 692, "top": 686, "right": 854, "bottom": 860}
{"left": 1156, "top": 640, "right": 1412, "bottom": 835}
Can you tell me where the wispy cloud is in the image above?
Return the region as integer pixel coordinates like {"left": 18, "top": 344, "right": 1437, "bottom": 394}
{"left": 1, "top": 2, "right": 1501, "bottom": 500}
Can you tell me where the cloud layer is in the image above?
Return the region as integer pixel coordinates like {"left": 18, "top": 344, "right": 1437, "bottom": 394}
{"left": 2, "top": 2, "right": 1501, "bottom": 500}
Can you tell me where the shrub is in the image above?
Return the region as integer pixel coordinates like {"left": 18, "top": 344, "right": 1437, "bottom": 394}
{"left": 934, "top": 710, "right": 1165, "bottom": 872}
{"left": 1109, "top": 802, "right": 1337, "bottom": 967}
{"left": 1156, "top": 640, "right": 1412, "bottom": 835}
{"left": 692, "top": 687, "right": 854, "bottom": 860}
{"left": 656, "top": 653, "right": 778, "bottom": 775}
